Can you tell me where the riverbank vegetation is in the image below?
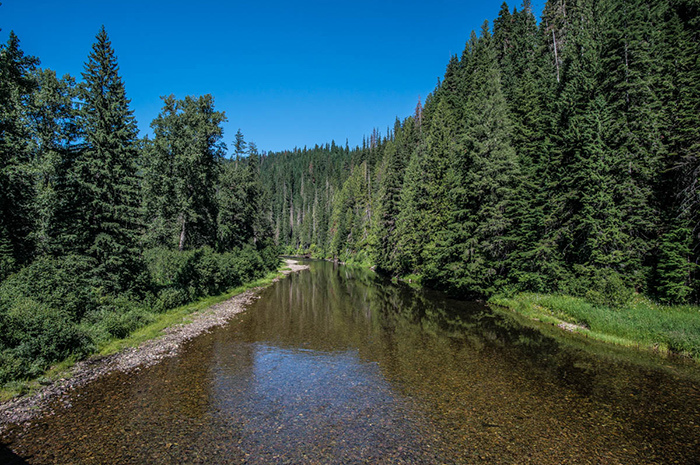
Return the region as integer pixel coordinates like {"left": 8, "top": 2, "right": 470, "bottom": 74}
{"left": 0, "top": 28, "right": 278, "bottom": 388}
{"left": 259, "top": 0, "right": 700, "bottom": 356}
{"left": 490, "top": 293, "right": 700, "bottom": 359}
{"left": 0, "top": 268, "right": 283, "bottom": 402}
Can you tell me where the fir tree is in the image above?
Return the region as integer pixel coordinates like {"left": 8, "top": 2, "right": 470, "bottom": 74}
{"left": 76, "top": 26, "right": 142, "bottom": 292}
{"left": 26, "top": 69, "right": 79, "bottom": 256}
{"left": 395, "top": 98, "right": 455, "bottom": 277}
{"left": 437, "top": 23, "right": 520, "bottom": 295}
{"left": 0, "top": 32, "right": 38, "bottom": 275}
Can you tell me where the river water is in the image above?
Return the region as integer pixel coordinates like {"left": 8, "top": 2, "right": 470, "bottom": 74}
{"left": 1, "top": 260, "right": 699, "bottom": 464}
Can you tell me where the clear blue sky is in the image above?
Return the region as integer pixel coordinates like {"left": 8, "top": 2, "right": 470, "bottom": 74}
{"left": 1, "top": 0, "right": 543, "bottom": 154}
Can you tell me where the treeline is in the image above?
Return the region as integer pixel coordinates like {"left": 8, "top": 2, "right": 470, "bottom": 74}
{"left": 262, "top": 0, "right": 700, "bottom": 304}
{"left": 0, "top": 27, "right": 276, "bottom": 384}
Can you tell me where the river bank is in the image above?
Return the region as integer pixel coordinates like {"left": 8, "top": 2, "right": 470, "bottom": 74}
{"left": 286, "top": 252, "right": 700, "bottom": 361}
{"left": 0, "top": 259, "right": 309, "bottom": 433}
{"left": 490, "top": 292, "right": 700, "bottom": 362}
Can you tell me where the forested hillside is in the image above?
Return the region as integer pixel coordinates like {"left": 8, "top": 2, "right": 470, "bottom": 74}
{"left": 0, "top": 27, "right": 277, "bottom": 385}
{"left": 262, "top": 0, "right": 700, "bottom": 304}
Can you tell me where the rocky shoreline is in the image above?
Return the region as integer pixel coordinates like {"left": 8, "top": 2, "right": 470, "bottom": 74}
{"left": 0, "top": 259, "right": 309, "bottom": 434}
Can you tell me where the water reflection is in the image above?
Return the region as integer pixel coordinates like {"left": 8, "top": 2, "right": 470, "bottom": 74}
{"left": 1, "top": 260, "right": 699, "bottom": 464}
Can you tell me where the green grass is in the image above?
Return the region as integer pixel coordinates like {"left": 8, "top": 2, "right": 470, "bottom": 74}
{"left": 0, "top": 269, "right": 285, "bottom": 402}
{"left": 490, "top": 292, "right": 700, "bottom": 361}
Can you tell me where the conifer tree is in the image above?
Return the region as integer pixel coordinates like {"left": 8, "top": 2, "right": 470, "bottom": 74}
{"left": 76, "top": 26, "right": 142, "bottom": 292}
{"left": 371, "top": 119, "right": 411, "bottom": 273}
{"left": 233, "top": 128, "right": 247, "bottom": 159}
{"left": 395, "top": 98, "right": 455, "bottom": 277}
{"left": 0, "top": 32, "right": 38, "bottom": 277}
{"left": 655, "top": 0, "right": 700, "bottom": 301}
{"left": 437, "top": 23, "right": 520, "bottom": 295}
{"left": 217, "top": 138, "right": 269, "bottom": 250}
{"left": 26, "top": 69, "right": 78, "bottom": 256}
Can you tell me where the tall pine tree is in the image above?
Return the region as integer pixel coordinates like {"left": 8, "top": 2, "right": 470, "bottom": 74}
{"left": 76, "top": 26, "right": 142, "bottom": 292}
{"left": 0, "top": 32, "right": 38, "bottom": 278}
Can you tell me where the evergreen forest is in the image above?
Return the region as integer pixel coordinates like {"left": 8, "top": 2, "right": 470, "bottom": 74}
{"left": 0, "top": 27, "right": 277, "bottom": 385}
{"left": 262, "top": 0, "right": 700, "bottom": 308}
{"left": 1, "top": 0, "right": 700, "bottom": 387}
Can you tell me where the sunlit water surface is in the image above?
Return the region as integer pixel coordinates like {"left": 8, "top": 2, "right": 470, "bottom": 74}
{"left": 2, "top": 260, "right": 699, "bottom": 464}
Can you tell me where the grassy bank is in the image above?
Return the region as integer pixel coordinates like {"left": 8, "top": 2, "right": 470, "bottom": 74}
{"left": 0, "top": 267, "right": 287, "bottom": 402}
{"left": 489, "top": 293, "right": 700, "bottom": 361}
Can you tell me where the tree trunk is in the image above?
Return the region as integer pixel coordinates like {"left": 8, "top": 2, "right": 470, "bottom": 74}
{"left": 179, "top": 216, "right": 187, "bottom": 251}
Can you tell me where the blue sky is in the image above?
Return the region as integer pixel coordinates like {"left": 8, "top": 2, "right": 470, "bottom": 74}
{"left": 1, "top": 0, "right": 543, "bottom": 154}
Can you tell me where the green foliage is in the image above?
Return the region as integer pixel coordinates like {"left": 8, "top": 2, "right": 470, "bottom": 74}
{"left": 563, "top": 266, "right": 635, "bottom": 309}
{"left": 0, "top": 244, "right": 279, "bottom": 385}
{"left": 655, "top": 224, "right": 695, "bottom": 304}
{"left": 143, "top": 94, "right": 226, "bottom": 251}
{"left": 82, "top": 299, "right": 154, "bottom": 342}
{"left": 216, "top": 138, "right": 269, "bottom": 252}
{"left": 0, "top": 297, "right": 92, "bottom": 384}
{"left": 0, "top": 32, "right": 39, "bottom": 267}
{"left": 75, "top": 27, "right": 143, "bottom": 293}
{"left": 25, "top": 68, "right": 79, "bottom": 256}
{"left": 0, "top": 254, "right": 99, "bottom": 319}
{"left": 491, "top": 292, "right": 700, "bottom": 359}
{"left": 144, "top": 245, "right": 278, "bottom": 310}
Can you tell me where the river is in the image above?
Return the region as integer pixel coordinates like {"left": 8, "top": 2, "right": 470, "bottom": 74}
{"left": 1, "top": 260, "right": 699, "bottom": 463}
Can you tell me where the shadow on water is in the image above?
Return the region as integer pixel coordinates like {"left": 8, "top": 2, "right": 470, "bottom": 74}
{"left": 1, "top": 259, "right": 699, "bottom": 464}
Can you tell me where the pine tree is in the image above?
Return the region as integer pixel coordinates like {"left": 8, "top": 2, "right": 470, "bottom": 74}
{"left": 217, "top": 138, "right": 269, "bottom": 250}
{"left": 654, "top": 0, "right": 700, "bottom": 301}
{"left": 395, "top": 97, "right": 455, "bottom": 278}
{"left": 76, "top": 26, "right": 143, "bottom": 292}
{"left": 437, "top": 23, "right": 520, "bottom": 295}
{"left": 233, "top": 128, "right": 247, "bottom": 159}
{"left": 26, "top": 69, "right": 79, "bottom": 256}
{"left": 371, "top": 119, "right": 411, "bottom": 273}
{"left": 0, "top": 32, "right": 38, "bottom": 275}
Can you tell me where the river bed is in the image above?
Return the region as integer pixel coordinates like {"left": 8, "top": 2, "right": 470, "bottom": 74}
{"left": 1, "top": 260, "right": 699, "bottom": 463}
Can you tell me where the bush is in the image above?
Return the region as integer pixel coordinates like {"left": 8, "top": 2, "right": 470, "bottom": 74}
{"left": 144, "top": 247, "right": 193, "bottom": 288}
{"left": 153, "top": 287, "right": 189, "bottom": 313}
{"left": 0, "top": 297, "right": 93, "bottom": 383}
{"left": 83, "top": 303, "right": 155, "bottom": 342}
{"left": 230, "top": 245, "right": 266, "bottom": 282}
{"left": 564, "top": 267, "right": 634, "bottom": 309}
{"left": 144, "top": 244, "right": 279, "bottom": 303}
{"left": 0, "top": 254, "right": 100, "bottom": 320}
{"left": 0, "top": 244, "right": 280, "bottom": 386}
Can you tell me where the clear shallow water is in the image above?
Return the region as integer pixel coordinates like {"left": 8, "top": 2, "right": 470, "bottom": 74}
{"left": 2, "top": 260, "right": 699, "bottom": 464}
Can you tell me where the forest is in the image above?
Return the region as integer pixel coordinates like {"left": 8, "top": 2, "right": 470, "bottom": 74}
{"left": 0, "top": 27, "right": 277, "bottom": 386}
{"left": 262, "top": 0, "right": 700, "bottom": 308}
{"left": 1, "top": 0, "right": 700, "bottom": 387}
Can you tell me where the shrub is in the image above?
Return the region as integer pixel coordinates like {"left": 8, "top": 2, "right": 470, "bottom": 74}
{"left": 564, "top": 267, "right": 634, "bottom": 309}
{"left": 144, "top": 247, "right": 193, "bottom": 288}
{"left": 0, "top": 244, "right": 280, "bottom": 385}
{"left": 0, "top": 297, "right": 93, "bottom": 383}
{"left": 0, "top": 254, "right": 100, "bottom": 320}
{"left": 153, "top": 287, "right": 189, "bottom": 313}
{"left": 83, "top": 305, "right": 155, "bottom": 342}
